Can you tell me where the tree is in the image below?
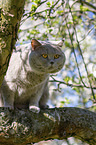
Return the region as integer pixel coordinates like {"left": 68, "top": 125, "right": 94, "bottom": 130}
{"left": 0, "top": 0, "right": 25, "bottom": 87}
{"left": 0, "top": 0, "right": 96, "bottom": 145}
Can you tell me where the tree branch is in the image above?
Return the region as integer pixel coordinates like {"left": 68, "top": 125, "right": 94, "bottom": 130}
{"left": 69, "top": 6, "right": 95, "bottom": 100}
{"left": 64, "top": 13, "right": 87, "bottom": 88}
{"left": 50, "top": 76, "right": 96, "bottom": 90}
{"left": 71, "top": 0, "right": 96, "bottom": 11}
{"left": 78, "top": 0, "right": 96, "bottom": 10}
{"left": 0, "top": 107, "right": 96, "bottom": 145}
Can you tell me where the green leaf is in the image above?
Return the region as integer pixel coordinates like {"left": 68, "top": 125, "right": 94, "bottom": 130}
{"left": 73, "top": 15, "right": 78, "bottom": 21}
{"left": 49, "top": 28, "right": 53, "bottom": 33}
{"left": 57, "top": 10, "right": 63, "bottom": 14}
{"left": 31, "top": 4, "right": 37, "bottom": 11}
{"left": 80, "top": 5, "right": 89, "bottom": 11}
{"left": 67, "top": 21, "right": 73, "bottom": 24}
{"left": 63, "top": 76, "right": 71, "bottom": 82}
{"left": 64, "top": 41, "right": 71, "bottom": 48}
{"left": 18, "top": 29, "right": 22, "bottom": 33}
{"left": 32, "top": 0, "right": 41, "bottom": 4}
{"left": 46, "top": 2, "right": 51, "bottom": 7}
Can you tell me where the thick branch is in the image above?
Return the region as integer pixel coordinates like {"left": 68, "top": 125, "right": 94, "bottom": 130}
{"left": 0, "top": 107, "right": 96, "bottom": 145}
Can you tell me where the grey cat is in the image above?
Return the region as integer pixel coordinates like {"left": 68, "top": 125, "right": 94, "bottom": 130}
{"left": 0, "top": 39, "right": 65, "bottom": 113}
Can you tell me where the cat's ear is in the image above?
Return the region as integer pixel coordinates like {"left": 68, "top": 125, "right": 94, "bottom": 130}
{"left": 31, "top": 39, "right": 42, "bottom": 50}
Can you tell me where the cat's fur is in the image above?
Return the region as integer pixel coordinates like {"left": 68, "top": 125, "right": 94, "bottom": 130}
{"left": 0, "top": 39, "right": 65, "bottom": 113}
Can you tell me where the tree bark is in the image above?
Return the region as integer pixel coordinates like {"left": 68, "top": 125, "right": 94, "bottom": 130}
{"left": 0, "top": 0, "right": 25, "bottom": 87}
{"left": 0, "top": 107, "right": 96, "bottom": 145}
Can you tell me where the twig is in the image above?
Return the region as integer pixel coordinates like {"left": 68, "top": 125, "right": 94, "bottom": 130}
{"left": 20, "top": 22, "right": 44, "bottom": 31}
{"left": 50, "top": 76, "right": 96, "bottom": 90}
{"left": 64, "top": 14, "right": 87, "bottom": 88}
{"left": 78, "top": 0, "right": 96, "bottom": 10}
{"left": 71, "top": 0, "right": 96, "bottom": 11}
{"left": 69, "top": 6, "right": 95, "bottom": 99}
{"left": 48, "top": 0, "right": 60, "bottom": 16}
{"left": 60, "top": 1, "right": 88, "bottom": 88}
{"left": 79, "top": 27, "right": 94, "bottom": 43}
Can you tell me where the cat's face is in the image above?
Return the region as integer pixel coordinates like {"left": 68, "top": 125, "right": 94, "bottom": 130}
{"left": 29, "top": 39, "right": 65, "bottom": 74}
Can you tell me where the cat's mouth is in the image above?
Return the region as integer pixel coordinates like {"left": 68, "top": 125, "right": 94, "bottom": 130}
{"left": 48, "top": 64, "right": 63, "bottom": 73}
{"left": 48, "top": 65, "right": 57, "bottom": 72}
{"left": 49, "top": 65, "right": 53, "bottom": 68}
{"left": 48, "top": 65, "right": 54, "bottom": 70}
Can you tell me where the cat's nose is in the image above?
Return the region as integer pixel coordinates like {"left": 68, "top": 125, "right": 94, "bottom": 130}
{"left": 50, "top": 60, "right": 54, "bottom": 65}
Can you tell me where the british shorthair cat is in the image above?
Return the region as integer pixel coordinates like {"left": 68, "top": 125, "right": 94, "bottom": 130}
{"left": 0, "top": 39, "right": 65, "bottom": 113}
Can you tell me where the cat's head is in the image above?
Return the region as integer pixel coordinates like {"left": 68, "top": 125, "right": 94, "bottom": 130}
{"left": 29, "top": 39, "right": 65, "bottom": 74}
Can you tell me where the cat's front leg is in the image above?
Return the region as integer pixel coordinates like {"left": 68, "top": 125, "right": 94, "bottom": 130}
{"left": 39, "top": 84, "right": 49, "bottom": 109}
{"left": 1, "top": 82, "right": 14, "bottom": 110}
{"left": 2, "top": 92, "right": 14, "bottom": 110}
{"left": 29, "top": 95, "right": 41, "bottom": 113}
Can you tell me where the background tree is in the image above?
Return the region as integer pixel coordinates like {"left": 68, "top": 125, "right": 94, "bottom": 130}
{"left": 0, "top": 0, "right": 96, "bottom": 145}
{"left": 0, "top": 0, "right": 25, "bottom": 86}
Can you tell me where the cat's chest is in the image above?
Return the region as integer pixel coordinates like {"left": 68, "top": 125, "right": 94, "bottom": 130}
{"left": 16, "top": 71, "right": 49, "bottom": 97}
{"left": 19, "top": 70, "right": 49, "bottom": 88}
{"left": 26, "top": 71, "right": 49, "bottom": 85}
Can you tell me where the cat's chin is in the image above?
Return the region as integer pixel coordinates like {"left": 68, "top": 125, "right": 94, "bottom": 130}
{"left": 47, "top": 67, "right": 61, "bottom": 73}
{"left": 31, "top": 65, "right": 62, "bottom": 74}
{"left": 32, "top": 69, "right": 49, "bottom": 75}
{"left": 34, "top": 69, "right": 59, "bottom": 74}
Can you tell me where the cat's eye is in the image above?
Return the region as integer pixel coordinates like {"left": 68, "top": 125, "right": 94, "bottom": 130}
{"left": 42, "top": 54, "right": 48, "bottom": 59}
{"left": 54, "top": 54, "right": 59, "bottom": 59}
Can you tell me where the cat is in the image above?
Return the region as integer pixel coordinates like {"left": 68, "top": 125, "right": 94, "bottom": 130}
{"left": 0, "top": 39, "right": 65, "bottom": 113}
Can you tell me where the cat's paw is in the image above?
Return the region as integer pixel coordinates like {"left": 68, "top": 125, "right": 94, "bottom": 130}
{"left": 29, "top": 106, "right": 40, "bottom": 113}
{"left": 5, "top": 105, "right": 14, "bottom": 110}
